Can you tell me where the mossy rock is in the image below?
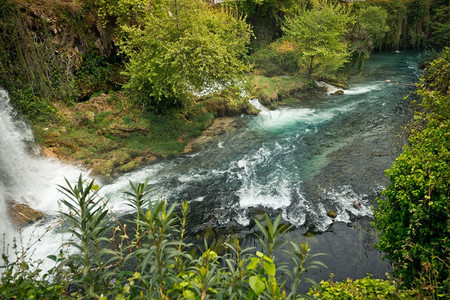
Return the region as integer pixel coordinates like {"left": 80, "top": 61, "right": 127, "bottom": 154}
{"left": 118, "top": 160, "right": 137, "bottom": 173}
{"left": 327, "top": 210, "right": 337, "bottom": 218}
{"left": 333, "top": 90, "right": 344, "bottom": 95}
{"left": 40, "top": 129, "right": 61, "bottom": 147}
{"left": 111, "top": 150, "right": 131, "bottom": 167}
{"left": 90, "top": 159, "right": 114, "bottom": 182}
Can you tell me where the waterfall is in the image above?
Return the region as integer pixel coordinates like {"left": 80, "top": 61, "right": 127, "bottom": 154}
{"left": 0, "top": 88, "right": 85, "bottom": 264}
{"left": 249, "top": 98, "right": 270, "bottom": 112}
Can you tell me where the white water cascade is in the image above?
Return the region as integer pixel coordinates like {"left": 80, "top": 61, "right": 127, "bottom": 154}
{"left": 0, "top": 88, "right": 86, "bottom": 269}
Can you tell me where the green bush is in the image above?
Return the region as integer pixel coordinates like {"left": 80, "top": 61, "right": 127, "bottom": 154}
{"left": 75, "top": 51, "right": 116, "bottom": 100}
{"left": 251, "top": 39, "right": 299, "bottom": 76}
{"left": 308, "top": 276, "right": 416, "bottom": 299}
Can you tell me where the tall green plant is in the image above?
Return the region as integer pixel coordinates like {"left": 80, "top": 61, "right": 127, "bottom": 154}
{"left": 125, "top": 200, "right": 182, "bottom": 298}
{"left": 3, "top": 177, "right": 329, "bottom": 299}
{"left": 58, "top": 175, "right": 111, "bottom": 297}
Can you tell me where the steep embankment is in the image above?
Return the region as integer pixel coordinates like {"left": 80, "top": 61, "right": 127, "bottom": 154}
{"left": 0, "top": 0, "right": 259, "bottom": 181}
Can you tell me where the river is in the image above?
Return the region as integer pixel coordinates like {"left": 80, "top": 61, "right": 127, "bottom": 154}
{"left": 1, "top": 51, "right": 420, "bottom": 282}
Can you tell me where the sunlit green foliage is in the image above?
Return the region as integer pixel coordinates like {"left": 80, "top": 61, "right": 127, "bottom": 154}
{"left": 308, "top": 276, "right": 416, "bottom": 299}
{"left": 374, "top": 48, "right": 449, "bottom": 297}
{"left": 283, "top": 2, "right": 354, "bottom": 77}
{"left": 251, "top": 39, "right": 300, "bottom": 76}
{"left": 118, "top": 0, "right": 251, "bottom": 112}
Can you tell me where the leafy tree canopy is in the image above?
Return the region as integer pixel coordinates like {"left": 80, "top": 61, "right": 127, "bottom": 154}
{"left": 118, "top": 0, "right": 251, "bottom": 112}
{"left": 348, "top": 5, "right": 389, "bottom": 70}
{"left": 282, "top": 1, "right": 354, "bottom": 77}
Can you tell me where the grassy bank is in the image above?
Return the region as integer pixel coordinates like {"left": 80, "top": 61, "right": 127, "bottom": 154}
{"left": 35, "top": 88, "right": 256, "bottom": 182}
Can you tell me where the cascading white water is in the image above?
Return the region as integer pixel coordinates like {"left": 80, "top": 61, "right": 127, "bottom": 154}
{"left": 0, "top": 88, "right": 86, "bottom": 268}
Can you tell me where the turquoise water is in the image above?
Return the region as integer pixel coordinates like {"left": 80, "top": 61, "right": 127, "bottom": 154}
{"left": 103, "top": 51, "right": 420, "bottom": 235}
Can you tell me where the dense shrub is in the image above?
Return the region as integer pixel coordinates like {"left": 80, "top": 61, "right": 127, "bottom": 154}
{"left": 308, "top": 276, "right": 416, "bottom": 299}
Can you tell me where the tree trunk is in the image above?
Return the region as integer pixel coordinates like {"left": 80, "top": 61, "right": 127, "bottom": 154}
{"left": 307, "top": 56, "right": 314, "bottom": 77}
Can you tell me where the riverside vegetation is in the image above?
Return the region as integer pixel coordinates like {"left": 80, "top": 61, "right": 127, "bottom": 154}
{"left": 0, "top": 176, "right": 418, "bottom": 299}
{"left": 1, "top": 0, "right": 449, "bottom": 298}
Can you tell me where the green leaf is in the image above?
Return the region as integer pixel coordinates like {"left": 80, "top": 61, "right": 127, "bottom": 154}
{"left": 247, "top": 257, "right": 260, "bottom": 271}
{"left": 249, "top": 275, "right": 265, "bottom": 295}
{"left": 183, "top": 289, "right": 196, "bottom": 299}
{"left": 264, "top": 260, "right": 276, "bottom": 277}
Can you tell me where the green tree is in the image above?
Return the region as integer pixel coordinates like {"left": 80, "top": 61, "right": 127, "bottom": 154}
{"left": 374, "top": 49, "right": 449, "bottom": 295}
{"left": 378, "top": 0, "right": 407, "bottom": 50}
{"left": 406, "top": 0, "right": 431, "bottom": 49}
{"left": 430, "top": 1, "right": 450, "bottom": 48}
{"left": 282, "top": 2, "right": 353, "bottom": 77}
{"left": 119, "top": 0, "right": 251, "bottom": 112}
{"left": 349, "top": 5, "right": 389, "bottom": 71}
{"left": 229, "top": 0, "right": 306, "bottom": 48}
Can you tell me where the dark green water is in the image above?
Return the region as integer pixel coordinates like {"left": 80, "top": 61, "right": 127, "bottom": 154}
{"left": 101, "top": 51, "right": 420, "bottom": 282}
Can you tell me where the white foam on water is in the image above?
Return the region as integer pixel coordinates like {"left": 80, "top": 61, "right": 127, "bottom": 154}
{"left": 316, "top": 81, "right": 341, "bottom": 94}
{"left": 235, "top": 144, "right": 293, "bottom": 210}
{"left": 324, "top": 186, "right": 372, "bottom": 223}
{"left": 252, "top": 107, "right": 334, "bottom": 130}
{"left": 236, "top": 211, "right": 250, "bottom": 226}
{"left": 238, "top": 180, "right": 292, "bottom": 210}
{"left": 99, "top": 163, "right": 168, "bottom": 211}
{"left": 249, "top": 98, "right": 270, "bottom": 112}
{"left": 0, "top": 88, "right": 88, "bottom": 273}
{"left": 344, "top": 83, "right": 382, "bottom": 95}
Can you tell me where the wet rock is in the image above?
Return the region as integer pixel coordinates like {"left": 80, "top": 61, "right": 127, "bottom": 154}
{"left": 41, "top": 146, "right": 59, "bottom": 159}
{"left": 6, "top": 197, "right": 44, "bottom": 228}
{"left": 333, "top": 90, "right": 344, "bottom": 95}
{"left": 119, "top": 160, "right": 137, "bottom": 173}
{"left": 352, "top": 200, "right": 362, "bottom": 209}
{"left": 183, "top": 117, "right": 240, "bottom": 153}
{"left": 327, "top": 210, "right": 337, "bottom": 218}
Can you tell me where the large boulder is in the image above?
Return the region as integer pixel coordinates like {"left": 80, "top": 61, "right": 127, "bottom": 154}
{"left": 6, "top": 197, "right": 44, "bottom": 228}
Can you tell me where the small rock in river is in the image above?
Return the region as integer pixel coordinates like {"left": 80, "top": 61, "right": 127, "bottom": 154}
{"left": 352, "top": 200, "right": 362, "bottom": 209}
{"left": 327, "top": 210, "right": 337, "bottom": 218}
{"left": 333, "top": 90, "right": 344, "bottom": 95}
{"left": 6, "top": 197, "right": 44, "bottom": 228}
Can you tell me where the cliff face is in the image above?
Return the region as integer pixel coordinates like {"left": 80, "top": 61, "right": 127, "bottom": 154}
{"left": 0, "top": 0, "right": 120, "bottom": 115}
{"left": 9, "top": 0, "right": 115, "bottom": 64}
